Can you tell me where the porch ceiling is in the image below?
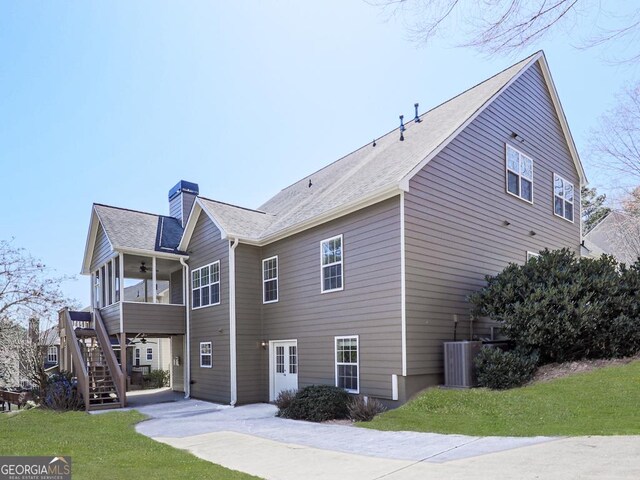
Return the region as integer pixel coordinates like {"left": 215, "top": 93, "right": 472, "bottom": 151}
{"left": 123, "top": 253, "right": 182, "bottom": 281}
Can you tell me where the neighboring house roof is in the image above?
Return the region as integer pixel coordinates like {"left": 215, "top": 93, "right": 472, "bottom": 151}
{"left": 82, "top": 204, "right": 187, "bottom": 274}
{"left": 583, "top": 211, "right": 640, "bottom": 265}
{"left": 180, "top": 50, "right": 586, "bottom": 248}
{"left": 42, "top": 326, "right": 60, "bottom": 346}
{"left": 123, "top": 279, "right": 170, "bottom": 302}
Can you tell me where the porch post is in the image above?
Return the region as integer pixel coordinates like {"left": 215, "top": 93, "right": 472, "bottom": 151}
{"left": 90, "top": 273, "right": 95, "bottom": 309}
{"left": 120, "top": 332, "right": 127, "bottom": 398}
{"left": 152, "top": 256, "right": 157, "bottom": 304}
{"left": 111, "top": 259, "right": 116, "bottom": 304}
{"left": 119, "top": 253, "right": 124, "bottom": 333}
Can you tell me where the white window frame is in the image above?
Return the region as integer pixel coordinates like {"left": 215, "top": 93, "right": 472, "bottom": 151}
{"left": 262, "top": 255, "right": 279, "bottom": 304}
{"left": 135, "top": 348, "right": 140, "bottom": 362}
{"left": 335, "top": 335, "right": 359, "bottom": 394}
{"left": 526, "top": 251, "right": 540, "bottom": 261}
{"left": 553, "top": 173, "right": 575, "bottom": 223}
{"left": 146, "top": 347, "right": 153, "bottom": 361}
{"left": 192, "top": 261, "right": 221, "bottom": 310}
{"left": 321, "top": 234, "right": 344, "bottom": 293}
{"left": 505, "top": 144, "right": 534, "bottom": 204}
{"left": 47, "top": 346, "right": 58, "bottom": 363}
{"left": 200, "top": 341, "right": 212, "bottom": 368}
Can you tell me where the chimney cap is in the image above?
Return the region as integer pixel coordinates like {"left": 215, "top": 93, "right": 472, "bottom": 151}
{"left": 168, "top": 180, "right": 199, "bottom": 201}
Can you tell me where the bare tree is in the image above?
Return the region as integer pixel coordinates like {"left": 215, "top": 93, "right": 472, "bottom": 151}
{"left": 0, "top": 240, "right": 76, "bottom": 392}
{"left": 590, "top": 84, "right": 640, "bottom": 181}
{"left": 370, "top": 0, "right": 640, "bottom": 62}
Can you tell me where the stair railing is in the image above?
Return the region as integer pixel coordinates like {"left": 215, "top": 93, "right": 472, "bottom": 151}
{"left": 93, "top": 309, "right": 126, "bottom": 407}
{"left": 59, "top": 308, "right": 90, "bottom": 411}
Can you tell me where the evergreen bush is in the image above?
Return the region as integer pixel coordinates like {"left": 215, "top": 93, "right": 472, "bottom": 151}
{"left": 279, "top": 385, "right": 350, "bottom": 422}
{"left": 475, "top": 347, "right": 539, "bottom": 390}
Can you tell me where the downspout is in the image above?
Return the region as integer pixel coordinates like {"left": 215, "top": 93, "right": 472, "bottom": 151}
{"left": 229, "top": 237, "right": 239, "bottom": 406}
{"left": 180, "top": 257, "right": 191, "bottom": 399}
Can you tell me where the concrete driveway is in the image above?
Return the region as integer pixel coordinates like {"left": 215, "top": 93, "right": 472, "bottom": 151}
{"left": 133, "top": 399, "right": 640, "bottom": 480}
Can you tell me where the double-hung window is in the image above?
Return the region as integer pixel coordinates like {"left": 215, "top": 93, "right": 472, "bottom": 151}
{"left": 321, "top": 235, "right": 343, "bottom": 293}
{"left": 47, "top": 346, "right": 58, "bottom": 364}
{"left": 506, "top": 144, "right": 533, "bottom": 203}
{"left": 553, "top": 174, "right": 574, "bottom": 222}
{"left": 146, "top": 348, "right": 153, "bottom": 361}
{"left": 200, "top": 342, "right": 212, "bottom": 368}
{"left": 192, "top": 261, "right": 220, "bottom": 309}
{"left": 262, "top": 256, "right": 278, "bottom": 303}
{"left": 335, "top": 336, "right": 359, "bottom": 393}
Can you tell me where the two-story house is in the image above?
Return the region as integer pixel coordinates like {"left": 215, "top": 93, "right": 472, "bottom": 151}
{"left": 60, "top": 50, "right": 585, "bottom": 410}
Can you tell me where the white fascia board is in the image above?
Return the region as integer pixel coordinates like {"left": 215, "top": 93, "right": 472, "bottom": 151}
{"left": 115, "top": 247, "right": 189, "bottom": 261}
{"left": 178, "top": 199, "right": 229, "bottom": 251}
{"left": 398, "top": 52, "right": 544, "bottom": 191}
{"left": 256, "top": 185, "right": 403, "bottom": 246}
{"left": 536, "top": 53, "right": 588, "bottom": 186}
{"left": 81, "top": 206, "right": 114, "bottom": 275}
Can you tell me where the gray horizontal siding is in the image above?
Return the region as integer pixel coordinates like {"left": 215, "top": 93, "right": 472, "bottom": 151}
{"left": 260, "top": 197, "right": 402, "bottom": 399}
{"left": 100, "top": 303, "right": 120, "bottom": 336}
{"left": 235, "top": 243, "right": 265, "bottom": 404}
{"left": 170, "top": 269, "right": 184, "bottom": 305}
{"left": 187, "top": 212, "right": 231, "bottom": 404}
{"left": 90, "top": 223, "right": 113, "bottom": 272}
{"left": 122, "top": 302, "right": 185, "bottom": 336}
{"left": 404, "top": 62, "right": 581, "bottom": 379}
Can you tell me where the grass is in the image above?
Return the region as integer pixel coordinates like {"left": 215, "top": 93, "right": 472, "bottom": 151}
{"left": 0, "top": 409, "right": 260, "bottom": 480}
{"left": 360, "top": 360, "right": 640, "bottom": 436}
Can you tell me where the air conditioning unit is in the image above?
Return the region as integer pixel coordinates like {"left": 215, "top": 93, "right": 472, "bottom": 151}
{"left": 443, "top": 341, "right": 482, "bottom": 388}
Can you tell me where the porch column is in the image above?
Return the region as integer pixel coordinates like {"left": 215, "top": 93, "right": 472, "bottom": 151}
{"left": 152, "top": 256, "right": 157, "bottom": 304}
{"left": 90, "top": 273, "right": 95, "bottom": 309}
{"left": 111, "top": 259, "right": 116, "bottom": 304}
{"left": 120, "top": 332, "right": 127, "bottom": 397}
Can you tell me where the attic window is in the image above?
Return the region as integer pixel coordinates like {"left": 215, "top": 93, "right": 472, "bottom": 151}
{"left": 554, "top": 174, "right": 574, "bottom": 222}
{"left": 506, "top": 144, "right": 533, "bottom": 203}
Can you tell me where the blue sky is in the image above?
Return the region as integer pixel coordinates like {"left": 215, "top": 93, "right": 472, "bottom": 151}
{"left": 0, "top": 1, "right": 636, "bottom": 306}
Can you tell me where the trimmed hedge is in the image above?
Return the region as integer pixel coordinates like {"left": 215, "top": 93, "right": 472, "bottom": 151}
{"left": 475, "top": 347, "right": 538, "bottom": 390}
{"left": 278, "top": 385, "right": 350, "bottom": 422}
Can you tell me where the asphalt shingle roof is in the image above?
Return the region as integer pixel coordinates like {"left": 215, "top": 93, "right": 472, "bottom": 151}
{"left": 94, "top": 204, "right": 184, "bottom": 254}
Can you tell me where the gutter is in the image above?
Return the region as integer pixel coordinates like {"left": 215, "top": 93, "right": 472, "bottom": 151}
{"left": 229, "top": 237, "right": 239, "bottom": 406}
{"left": 180, "top": 257, "right": 191, "bottom": 399}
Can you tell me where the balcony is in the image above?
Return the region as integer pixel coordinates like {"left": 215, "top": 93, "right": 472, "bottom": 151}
{"left": 100, "top": 301, "right": 186, "bottom": 336}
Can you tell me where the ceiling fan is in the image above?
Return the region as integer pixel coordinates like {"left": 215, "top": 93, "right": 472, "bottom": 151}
{"left": 129, "top": 334, "right": 157, "bottom": 345}
{"left": 139, "top": 262, "right": 160, "bottom": 274}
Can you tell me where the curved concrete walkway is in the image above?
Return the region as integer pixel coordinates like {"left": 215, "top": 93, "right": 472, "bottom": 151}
{"left": 133, "top": 400, "right": 640, "bottom": 480}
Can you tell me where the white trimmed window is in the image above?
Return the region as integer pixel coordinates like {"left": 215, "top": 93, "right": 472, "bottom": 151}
{"left": 506, "top": 144, "right": 533, "bottom": 203}
{"left": 192, "top": 261, "right": 220, "bottom": 309}
{"left": 526, "top": 251, "right": 540, "bottom": 261}
{"left": 135, "top": 348, "right": 140, "bottom": 363}
{"left": 200, "top": 342, "right": 212, "bottom": 368}
{"left": 146, "top": 347, "right": 153, "bottom": 361}
{"left": 47, "top": 346, "right": 58, "bottom": 363}
{"left": 335, "top": 336, "right": 359, "bottom": 393}
{"left": 262, "top": 256, "right": 278, "bottom": 304}
{"left": 554, "top": 174, "right": 574, "bottom": 222}
{"left": 321, "top": 235, "right": 343, "bottom": 293}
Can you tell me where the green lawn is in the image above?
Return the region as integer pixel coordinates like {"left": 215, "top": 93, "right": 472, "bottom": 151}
{"left": 361, "top": 360, "right": 640, "bottom": 436}
{"left": 0, "top": 409, "right": 260, "bottom": 480}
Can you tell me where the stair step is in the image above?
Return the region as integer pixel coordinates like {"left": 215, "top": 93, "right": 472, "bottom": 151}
{"left": 88, "top": 403, "right": 122, "bottom": 411}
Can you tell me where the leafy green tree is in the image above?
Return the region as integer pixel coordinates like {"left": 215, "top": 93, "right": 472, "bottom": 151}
{"left": 581, "top": 186, "right": 610, "bottom": 233}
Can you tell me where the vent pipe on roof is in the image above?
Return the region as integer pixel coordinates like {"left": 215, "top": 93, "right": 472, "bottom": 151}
{"left": 414, "top": 103, "right": 421, "bottom": 123}
{"left": 399, "top": 115, "right": 405, "bottom": 141}
{"left": 372, "top": 138, "right": 376, "bottom": 147}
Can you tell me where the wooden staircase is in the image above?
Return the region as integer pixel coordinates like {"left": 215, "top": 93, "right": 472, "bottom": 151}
{"left": 60, "top": 308, "right": 126, "bottom": 411}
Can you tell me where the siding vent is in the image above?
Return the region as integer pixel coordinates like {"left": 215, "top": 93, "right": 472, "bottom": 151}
{"left": 511, "top": 131, "right": 525, "bottom": 143}
{"left": 414, "top": 103, "right": 421, "bottom": 123}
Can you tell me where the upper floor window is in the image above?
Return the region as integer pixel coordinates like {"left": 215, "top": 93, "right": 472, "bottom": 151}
{"left": 526, "top": 251, "right": 540, "bottom": 261}
{"left": 47, "top": 346, "right": 58, "bottom": 364}
{"left": 554, "top": 174, "right": 574, "bottom": 222}
{"left": 321, "top": 235, "right": 343, "bottom": 293}
{"left": 146, "top": 347, "right": 153, "bottom": 361}
{"left": 262, "top": 256, "right": 278, "bottom": 304}
{"left": 506, "top": 144, "right": 533, "bottom": 203}
{"left": 192, "top": 261, "right": 220, "bottom": 309}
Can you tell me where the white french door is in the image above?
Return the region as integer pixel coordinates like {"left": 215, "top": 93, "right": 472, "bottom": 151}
{"left": 271, "top": 340, "right": 298, "bottom": 400}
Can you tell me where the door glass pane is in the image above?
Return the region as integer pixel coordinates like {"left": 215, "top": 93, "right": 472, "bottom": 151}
{"left": 276, "top": 346, "right": 284, "bottom": 373}
{"left": 289, "top": 346, "right": 297, "bottom": 374}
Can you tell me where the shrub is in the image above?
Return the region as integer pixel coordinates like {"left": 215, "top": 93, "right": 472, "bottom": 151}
{"left": 274, "top": 389, "right": 297, "bottom": 416}
{"left": 469, "top": 249, "right": 640, "bottom": 363}
{"left": 279, "top": 385, "right": 350, "bottom": 422}
{"left": 475, "top": 347, "right": 539, "bottom": 390}
{"left": 145, "top": 370, "right": 170, "bottom": 389}
{"left": 41, "top": 371, "right": 83, "bottom": 411}
{"left": 348, "top": 395, "right": 387, "bottom": 422}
